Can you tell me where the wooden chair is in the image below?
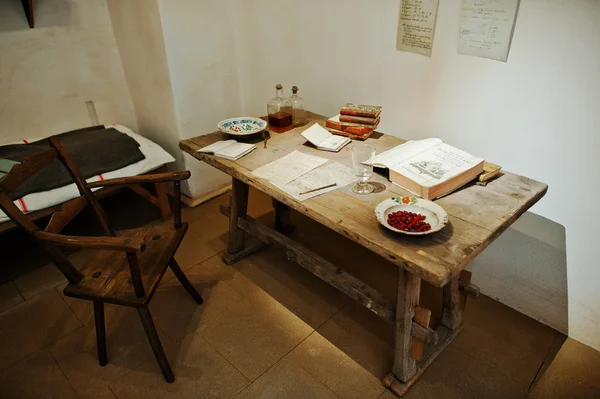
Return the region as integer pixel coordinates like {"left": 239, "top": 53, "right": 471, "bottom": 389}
{"left": 0, "top": 135, "right": 202, "bottom": 383}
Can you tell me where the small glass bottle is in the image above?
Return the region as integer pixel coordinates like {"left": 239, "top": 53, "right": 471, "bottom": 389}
{"left": 267, "top": 84, "right": 292, "bottom": 129}
{"left": 290, "top": 86, "right": 305, "bottom": 127}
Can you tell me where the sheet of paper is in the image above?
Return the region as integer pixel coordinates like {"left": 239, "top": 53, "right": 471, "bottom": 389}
{"left": 251, "top": 150, "right": 329, "bottom": 186}
{"left": 274, "top": 161, "right": 356, "bottom": 201}
{"left": 396, "top": 0, "right": 440, "bottom": 56}
{"left": 458, "top": 0, "right": 520, "bottom": 62}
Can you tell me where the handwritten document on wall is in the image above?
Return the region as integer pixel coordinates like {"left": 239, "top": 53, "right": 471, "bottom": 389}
{"left": 458, "top": 0, "right": 520, "bottom": 62}
{"left": 397, "top": 0, "right": 440, "bottom": 56}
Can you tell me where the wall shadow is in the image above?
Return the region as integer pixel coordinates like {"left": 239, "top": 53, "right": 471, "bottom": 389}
{"left": 468, "top": 211, "right": 568, "bottom": 334}
{"left": 0, "top": 0, "right": 73, "bottom": 32}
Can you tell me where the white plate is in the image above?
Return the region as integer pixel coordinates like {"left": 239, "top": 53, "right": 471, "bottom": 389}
{"left": 375, "top": 196, "right": 448, "bottom": 235}
{"left": 218, "top": 117, "right": 267, "bottom": 136}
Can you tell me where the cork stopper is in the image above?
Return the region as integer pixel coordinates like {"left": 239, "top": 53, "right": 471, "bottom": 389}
{"left": 292, "top": 85, "right": 298, "bottom": 94}
{"left": 276, "top": 84, "right": 283, "bottom": 90}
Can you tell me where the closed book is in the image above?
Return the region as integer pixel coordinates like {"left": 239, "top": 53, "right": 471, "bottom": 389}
{"left": 365, "top": 138, "right": 484, "bottom": 200}
{"left": 326, "top": 128, "right": 373, "bottom": 141}
{"left": 339, "top": 104, "right": 382, "bottom": 118}
{"left": 326, "top": 115, "right": 379, "bottom": 132}
{"left": 339, "top": 114, "right": 379, "bottom": 125}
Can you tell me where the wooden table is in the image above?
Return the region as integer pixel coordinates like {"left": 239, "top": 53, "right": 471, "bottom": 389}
{"left": 180, "top": 112, "right": 547, "bottom": 397}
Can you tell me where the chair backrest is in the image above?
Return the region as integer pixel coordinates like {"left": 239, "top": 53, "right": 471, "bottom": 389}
{"left": 0, "top": 136, "right": 116, "bottom": 283}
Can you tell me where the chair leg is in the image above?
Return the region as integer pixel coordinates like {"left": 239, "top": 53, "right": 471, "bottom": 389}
{"left": 137, "top": 306, "right": 175, "bottom": 383}
{"left": 93, "top": 301, "right": 107, "bottom": 366}
{"left": 169, "top": 258, "right": 203, "bottom": 304}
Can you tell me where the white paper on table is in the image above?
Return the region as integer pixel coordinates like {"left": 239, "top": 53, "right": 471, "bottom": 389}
{"left": 273, "top": 161, "right": 356, "bottom": 201}
{"left": 458, "top": 0, "right": 520, "bottom": 62}
{"left": 251, "top": 150, "right": 329, "bottom": 186}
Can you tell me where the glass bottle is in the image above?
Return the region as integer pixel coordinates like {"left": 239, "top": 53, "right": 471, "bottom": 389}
{"left": 267, "top": 84, "right": 292, "bottom": 129}
{"left": 290, "top": 86, "right": 305, "bottom": 127}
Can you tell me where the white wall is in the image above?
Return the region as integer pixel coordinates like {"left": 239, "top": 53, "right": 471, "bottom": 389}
{"left": 107, "top": 0, "right": 237, "bottom": 198}
{"left": 232, "top": 0, "right": 600, "bottom": 350}
{"left": 158, "top": 0, "right": 239, "bottom": 197}
{"left": 106, "top": 0, "right": 183, "bottom": 178}
{"left": 0, "top": 0, "right": 136, "bottom": 143}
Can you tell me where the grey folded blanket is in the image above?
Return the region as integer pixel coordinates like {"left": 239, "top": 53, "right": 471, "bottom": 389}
{"left": 0, "top": 126, "right": 146, "bottom": 200}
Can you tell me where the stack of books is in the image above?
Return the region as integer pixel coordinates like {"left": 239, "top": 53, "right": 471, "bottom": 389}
{"left": 326, "top": 104, "right": 382, "bottom": 140}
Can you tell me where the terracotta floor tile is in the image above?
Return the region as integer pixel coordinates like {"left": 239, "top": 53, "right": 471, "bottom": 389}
{"left": 49, "top": 305, "right": 157, "bottom": 398}
{"left": 285, "top": 332, "right": 385, "bottom": 399}
{"left": 182, "top": 193, "right": 229, "bottom": 225}
{"left": 55, "top": 283, "right": 119, "bottom": 325}
{"left": 227, "top": 247, "right": 348, "bottom": 329}
{"left": 0, "top": 289, "right": 82, "bottom": 370}
{"left": 196, "top": 274, "right": 314, "bottom": 381}
{"left": 0, "top": 281, "right": 23, "bottom": 313}
{"left": 11, "top": 249, "right": 99, "bottom": 301}
{"left": 175, "top": 232, "right": 228, "bottom": 270}
{"left": 527, "top": 338, "right": 600, "bottom": 399}
{"left": 0, "top": 349, "right": 78, "bottom": 399}
{"left": 453, "top": 294, "right": 558, "bottom": 387}
{"left": 401, "top": 346, "right": 528, "bottom": 399}
{"left": 318, "top": 301, "right": 395, "bottom": 379}
{"left": 235, "top": 355, "right": 340, "bottom": 399}
{"left": 150, "top": 255, "right": 246, "bottom": 343}
{"left": 13, "top": 262, "right": 67, "bottom": 300}
{"left": 108, "top": 331, "right": 249, "bottom": 399}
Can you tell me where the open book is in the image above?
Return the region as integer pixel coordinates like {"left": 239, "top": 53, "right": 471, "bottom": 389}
{"left": 196, "top": 140, "right": 256, "bottom": 161}
{"left": 366, "top": 138, "right": 484, "bottom": 200}
{"left": 301, "top": 123, "right": 351, "bottom": 152}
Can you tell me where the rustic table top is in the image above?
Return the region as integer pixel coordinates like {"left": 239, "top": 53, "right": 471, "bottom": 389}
{"left": 180, "top": 112, "right": 547, "bottom": 287}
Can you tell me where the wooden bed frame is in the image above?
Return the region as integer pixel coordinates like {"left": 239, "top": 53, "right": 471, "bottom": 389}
{"left": 0, "top": 165, "right": 172, "bottom": 234}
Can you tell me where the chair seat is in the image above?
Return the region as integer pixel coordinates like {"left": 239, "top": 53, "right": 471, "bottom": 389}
{"left": 64, "top": 221, "right": 188, "bottom": 306}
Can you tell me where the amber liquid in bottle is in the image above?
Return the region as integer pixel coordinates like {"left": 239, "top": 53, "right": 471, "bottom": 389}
{"left": 267, "top": 84, "right": 293, "bottom": 131}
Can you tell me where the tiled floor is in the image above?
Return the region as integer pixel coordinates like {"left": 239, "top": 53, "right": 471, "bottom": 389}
{"left": 1, "top": 188, "right": 599, "bottom": 399}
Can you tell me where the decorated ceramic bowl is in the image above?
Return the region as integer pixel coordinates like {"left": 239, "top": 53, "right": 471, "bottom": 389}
{"left": 218, "top": 117, "right": 267, "bottom": 137}
{"left": 375, "top": 196, "right": 448, "bottom": 236}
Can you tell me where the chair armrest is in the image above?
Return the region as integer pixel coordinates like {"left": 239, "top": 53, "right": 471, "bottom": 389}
{"left": 35, "top": 231, "right": 146, "bottom": 252}
{"left": 86, "top": 171, "right": 191, "bottom": 189}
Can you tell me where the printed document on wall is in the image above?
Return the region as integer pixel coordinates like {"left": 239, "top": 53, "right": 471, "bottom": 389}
{"left": 397, "top": 0, "right": 440, "bottom": 56}
{"left": 458, "top": 0, "right": 520, "bottom": 62}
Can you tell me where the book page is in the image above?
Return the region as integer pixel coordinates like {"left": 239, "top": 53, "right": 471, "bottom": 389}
{"left": 365, "top": 138, "right": 442, "bottom": 168}
{"left": 217, "top": 142, "right": 255, "bottom": 159}
{"left": 392, "top": 143, "right": 483, "bottom": 187}
{"left": 458, "top": 0, "right": 520, "bottom": 62}
{"left": 301, "top": 123, "right": 331, "bottom": 146}
{"left": 274, "top": 161, "right": 356, "bottom": 201}
{"left": 196, "top": 140, "right": 237, "bottom": 154}
{"left": 319, "top": 135, "right": 349, "bottom": 150}
{"left": 251, "top": 150, "right": 329, "bottom": 186}
{"left": 397, "top": 0, "right": 440, "bottom": 56}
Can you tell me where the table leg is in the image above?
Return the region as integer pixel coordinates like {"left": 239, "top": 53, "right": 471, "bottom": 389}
{"left": 442, "top": 276, "right": 462, "bottom": 330}
{"left": 222, "top": 178, "right": 267, "bottom": 265}
{"left": 383, "top": 271, "right": 464, "bottom": 397}
{"left": 272, "top": 199, "right": 293, "bottom": 233}
{"left": 227, "top": 178, "right": 248, "bottom": 254}
{"left": 392, "top": 269, "right": 420, "bottom": 381}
